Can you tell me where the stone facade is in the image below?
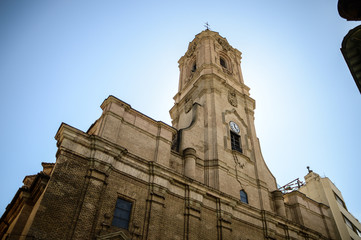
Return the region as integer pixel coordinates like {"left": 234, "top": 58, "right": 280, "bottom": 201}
{"left": 0, "top": 30, "right": 338, "bottom": 240}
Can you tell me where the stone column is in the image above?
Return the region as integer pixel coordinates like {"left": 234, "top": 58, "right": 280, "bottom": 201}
{"left": 272, "top": 190, "right": 286, "bottom": 217}
{"left": 10, "top": 191, "right": 33, "bottom": 239}
{"left": 183, "top": 148, "right": 197, "bottom": 179}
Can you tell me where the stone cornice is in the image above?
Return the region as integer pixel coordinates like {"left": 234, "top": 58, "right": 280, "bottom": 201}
{"left": 0, "top": 171, "right": 51, "bottom": 238}
{"left": 284, "top": 190, "right": 331, "bottom": 212}
{"left": 101, "top": 95, "right": 176, "bottom": 133}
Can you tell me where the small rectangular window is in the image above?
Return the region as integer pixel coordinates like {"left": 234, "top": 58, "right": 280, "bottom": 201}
{"left": 112, "top": 198, "right": 132, "bottom": 229}
{"left": 334, "top": 192, "right": 346, "bottom": 209}
{"left": 357, "top": 228, "right": 361, "bottom": 237}
{"left": 231, "top": 131, "right": 242, "bottom": 153}
{"left": 344, "top": 215, "right": 353, "bottom": 230}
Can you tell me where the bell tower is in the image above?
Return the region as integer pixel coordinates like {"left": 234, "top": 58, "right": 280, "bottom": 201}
{"left": 170, "top": 30, "right": 277, "bottom": 211}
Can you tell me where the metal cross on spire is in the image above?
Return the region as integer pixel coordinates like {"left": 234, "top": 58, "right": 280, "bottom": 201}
{"left": 204, "top": 22, "right": 211, "bottom": 30}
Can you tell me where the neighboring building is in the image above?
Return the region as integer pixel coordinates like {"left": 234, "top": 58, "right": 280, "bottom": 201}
{"left": 338, "top": 0, "right": 361, "bottom": 21}
{"left": 0, "top": 30, "right": 338, "bottom": 239}
{"left": 341, "top": 25, "right": 361, "bottom": 94}
{"left": 338, "top": 0, "right": 361, "bottom": 93}
{"left": 299, "top": 170, "right": 361, "bottom": 240}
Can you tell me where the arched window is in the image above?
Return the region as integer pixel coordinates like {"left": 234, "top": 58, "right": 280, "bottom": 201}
{"left": 240, "top": 190, "right": 248, "bottom": 204}
{"left": 191, "top": 62, "right": 196, "bottom": 72}
{"left": 220, "top": 57, "right": 227, "bottom": 68}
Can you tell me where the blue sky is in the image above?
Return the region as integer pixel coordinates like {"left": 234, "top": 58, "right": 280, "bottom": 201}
{"left": 0, "top": 0, "right": 360, "bottom": 221}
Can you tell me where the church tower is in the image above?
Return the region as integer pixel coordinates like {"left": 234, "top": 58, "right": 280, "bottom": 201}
{"left": 170, "top": 30, "right": 277, "bottom": 212}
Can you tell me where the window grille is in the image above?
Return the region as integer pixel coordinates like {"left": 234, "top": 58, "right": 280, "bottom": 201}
{"left": 231, "top": 131, "right": 242, "bottom": 153}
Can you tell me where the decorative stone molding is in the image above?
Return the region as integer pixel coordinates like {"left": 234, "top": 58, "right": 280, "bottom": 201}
{"left": 183, "top": 148, "right": 196, "bottom": 157}
{"left": 222, "top": 66, "right": 233, "bottom": 75}
{"left": 87, "top": 169, "right": 107, "bottom": 183}
{"left": 97, "top": 230, "right": 129, "bottom": 240}
{"left": 217, "top": 38, "right": 231, "bottom": 51}
{"left": 186, "top": 199, "right": 201, "bottom": 220}
{"left": 228, "top": 90, "right": 238, "bottom": 107}
{"left": 219, "top": 214, "right": 232, "bottom": 231}
{"left": 149, "top": 184, "right": 166, "bottom": 206}
{"left": 219, "top": 52, "right": 233, "bottom": 75}
{"left": 186, "top": 42, "right": 197, "bottom": 57}
{"left": 184, "top": 98, "right": 193, "bottom": 113}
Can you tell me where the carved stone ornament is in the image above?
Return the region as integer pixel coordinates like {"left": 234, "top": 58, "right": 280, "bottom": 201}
{"left": 217, "top": 38, "right": 231, "bottom": 51}
{"left": 186, "top": 42, "right": 197, "bottom": 57}
{"left": 185, "top": 98, "right": 193, "bottom": 113}
{"left": 222, "top": 66, "right": 232, "bottom": 75}
{"left": 185, "top": 73, "right": 193, "bottom": 83}
{"left": 228, "top": 90, "right": 237, "bottom": 107}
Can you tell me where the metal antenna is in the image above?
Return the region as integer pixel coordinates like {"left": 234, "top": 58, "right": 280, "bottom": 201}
{"left": 204, "top": 22, "right": 211, "bottom": 30}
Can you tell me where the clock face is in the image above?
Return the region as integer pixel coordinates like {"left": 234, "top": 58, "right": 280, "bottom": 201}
{"left": 229, "top": 121, "right": 240, "bottom": 133}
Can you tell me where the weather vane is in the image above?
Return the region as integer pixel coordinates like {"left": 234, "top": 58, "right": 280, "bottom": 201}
{"left": 204, "top": 22, "right": 211, "bottom": 30}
